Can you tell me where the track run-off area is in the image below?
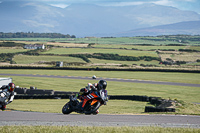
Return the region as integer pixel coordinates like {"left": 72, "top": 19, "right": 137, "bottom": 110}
{"left": 0, "top": 73, "right": 200, "bottom": 128}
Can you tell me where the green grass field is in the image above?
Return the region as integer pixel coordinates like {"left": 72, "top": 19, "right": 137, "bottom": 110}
{"left": 2, "top": 36, "right": 200, "bottom": 45}
{"left": 1, "top": 126, "right": 199, "bottom": 133}
{"left": 1, "top": 36, "right": 200, "bottom": 68}
{"left": 0, "top": 47, "right": 30, "bottom": 53}
{"left": 42, "top": 48, "right": 159, "bottom": 57}
{"left": 13, "top": 55, "right": 86, "bottom": 64}
{"left": 89, "top": 58, "right": 160, "bottom": 66}
{"left": 8, "top": 99, "right": 148, "bottom": 114}
{"left": 93, "top": 44, "right": 187, "bottom": 50}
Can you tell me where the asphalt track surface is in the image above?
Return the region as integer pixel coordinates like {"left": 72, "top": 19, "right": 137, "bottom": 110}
{"left": 1, "top": 73, "right": 200, "bottom": 87}
{"left": 0, "top": 111, "right": 200, "bottom": 128}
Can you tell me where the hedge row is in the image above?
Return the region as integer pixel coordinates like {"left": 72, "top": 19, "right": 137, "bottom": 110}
{"left": 0, "top": 66, "right": 199, "bottom": 73}
{"left": 86, "top": 53, "right": 161, "bottom": 62}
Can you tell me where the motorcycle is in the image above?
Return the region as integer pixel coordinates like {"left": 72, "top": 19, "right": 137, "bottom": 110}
{"left": 62, "top": 89, "right": 107, "bottom": 115}
{"left": 0, "top": 91, "right": 8, "bottom": 110}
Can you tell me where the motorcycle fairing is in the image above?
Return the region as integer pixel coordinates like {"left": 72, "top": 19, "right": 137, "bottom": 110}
{"left": 81, "top": 91, "right": 100, "bottom": 108}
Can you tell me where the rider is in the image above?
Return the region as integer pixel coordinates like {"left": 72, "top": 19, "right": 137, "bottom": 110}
{"left": 76, "top": 79, "right": 108, "bottom": 113}
{"left": 0, "top": 83, "right": 15, "bottom": 110}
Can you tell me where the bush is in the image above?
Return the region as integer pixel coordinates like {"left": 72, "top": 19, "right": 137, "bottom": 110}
{"left": 120, "top": 64, "right": 129, "bottom": 67}
{"left": 179, "top": 49, "right": 200, "bottom": 52}
{"left": 10, "top": 60, "right": 16, "bottom": 64}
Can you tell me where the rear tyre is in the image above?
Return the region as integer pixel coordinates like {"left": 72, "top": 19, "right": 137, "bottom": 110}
{"left": 84, "top": 101, "right": 101, "bottom": 115}
{"left": 62, "top": 103, "right": 73, "bottom": 114}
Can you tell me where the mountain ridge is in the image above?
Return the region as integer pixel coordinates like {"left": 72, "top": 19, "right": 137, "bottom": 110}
{"left": 0, "top": 1, "right": 200, "bottom": 37}
{"left": 115, "top": 21, "right": 200, "bottom": 37}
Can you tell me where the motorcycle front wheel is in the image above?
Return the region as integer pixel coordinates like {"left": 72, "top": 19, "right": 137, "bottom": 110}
{"left": 84, "top": 101, "right": 101, "bottom": 115}
{"left": 62, "top": 103, "right": 73, "bottom": 114}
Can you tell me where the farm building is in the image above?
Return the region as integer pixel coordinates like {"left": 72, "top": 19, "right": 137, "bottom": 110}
{"left": 24, "top": 44, "right": 45, "bottom": 49}
{"left": 56, "top": 61, "right": 63, "bottom": 67}
{"left": 0, "top": 78, "right": 12, "bottom": 87}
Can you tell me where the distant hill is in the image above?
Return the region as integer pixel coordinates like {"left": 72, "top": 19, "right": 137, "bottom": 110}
{"left": 115, "top": 21, "right": 200, "bottom": 37}
{"left": 0, "top": 1, "right": 200, "bottom": 37}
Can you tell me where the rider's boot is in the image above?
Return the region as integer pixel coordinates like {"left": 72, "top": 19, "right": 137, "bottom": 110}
{"left": 93, "top": 109, "right": 99, "bottom": 115}
{"left": 1, "top": 105, "right": 6, "bottom": 111}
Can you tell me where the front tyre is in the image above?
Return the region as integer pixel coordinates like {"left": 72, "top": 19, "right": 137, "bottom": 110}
{"left": 62, "top": 103, "right": 73, "bottom": 114}
{"left": 84, "top": 101, "right": 101, "bottom": 115}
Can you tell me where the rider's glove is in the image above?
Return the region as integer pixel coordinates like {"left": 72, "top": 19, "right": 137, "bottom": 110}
{"left": 76, "top": 93, "right": 79, "bottom": 97}
{"left": 0, "top": 92, "right": 6, "bottom": 97}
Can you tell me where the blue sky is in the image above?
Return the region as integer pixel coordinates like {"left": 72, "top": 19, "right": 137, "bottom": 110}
{"left": 1, "top": 0, "right": 200, "bottom": 13}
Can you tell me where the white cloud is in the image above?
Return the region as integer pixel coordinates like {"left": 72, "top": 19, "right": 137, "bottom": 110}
{"left": 99, "top": 1, "right": 146, "bottom": 6}
{"left": 50, "top": 3, "right": 69, "bottom": 8}
{"left": 152, "top": 0, "right": 175, "bottom": 6}
{"left": 97, "top": 0, "right": 176, "bottom": 7}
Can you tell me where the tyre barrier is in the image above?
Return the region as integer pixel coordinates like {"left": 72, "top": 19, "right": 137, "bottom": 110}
{"left": 14, "top": 91, "right": 176, "bottom": 112}
{"left": 145, "top": 106, "right": 175, "bottom": 112}
{"left": 15, "top": 87, "right": 76, "bottom": 95}
{"left": 109, "top": 95, "right": 149, "bottom": 102}
{"left": 14, "top": 94, "right": 150, "bottom": 102}
{"left": 14, "top": 94, "right": 71, "bottom": 99}
{"left": 14, "top": 87, "right": 27, "bottom": 94}
{"left": 148, "top": 97, "right": 163, "bottom": 105}
{"left": 15, "top": 87, "right": 55, "bottom": 95}
{"left": 26, "top": 89, "right": 54, "bottom": 95}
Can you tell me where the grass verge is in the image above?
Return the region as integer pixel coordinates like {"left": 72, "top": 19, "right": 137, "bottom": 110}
{"left": 6, "top": 99, "right": 200, "bottom": 115}
{"left": 1, "top": 126, "right": 200, "bottom": 133}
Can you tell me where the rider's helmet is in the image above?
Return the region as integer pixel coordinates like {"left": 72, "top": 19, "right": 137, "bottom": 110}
{"left": 98, "top": 80, "right": 107, "bottom": 90}
{"left": 8, "top": 83, "right": 15, "bottom": 92}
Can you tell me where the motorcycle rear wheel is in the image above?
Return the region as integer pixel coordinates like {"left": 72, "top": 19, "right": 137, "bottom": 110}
{"left": 62, "top": 103, "right": 73, "bottom": 114}
{"left": 84, "top": 101, "right": 101, "bottom": 115}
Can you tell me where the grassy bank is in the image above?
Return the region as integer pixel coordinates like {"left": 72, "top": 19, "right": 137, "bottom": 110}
{"left": 8, "top": 99, "right": 147, "bottom": 114}
{"left": 7, "top": 99, "right": 200, "bottom": 115}
{"left": 1, "top": 126, "right": 200, "bottom": 133}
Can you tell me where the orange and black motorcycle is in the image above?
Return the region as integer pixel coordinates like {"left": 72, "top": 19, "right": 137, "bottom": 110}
{"left": 62, "top": 90, "right": 107, "bottom": 115}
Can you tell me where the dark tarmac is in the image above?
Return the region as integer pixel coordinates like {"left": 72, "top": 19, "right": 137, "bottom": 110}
{"left": 0, "top": 111, "right": 200, "bottom": 128}
{"left": 1, "top": 73, "right": 200, "bottom": 87}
